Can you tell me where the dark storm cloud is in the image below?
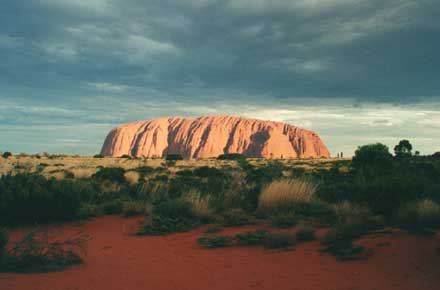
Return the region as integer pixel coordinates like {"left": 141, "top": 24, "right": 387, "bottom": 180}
{"left": 1, "top": 0, "right": 440, "bottom": 154}
{"left": 1, "top": 0, "right": 439, "bottom": 101}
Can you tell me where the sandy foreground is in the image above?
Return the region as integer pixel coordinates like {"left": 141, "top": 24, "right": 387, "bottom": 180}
{"left": 1, "top": 216, "right": 439, "bottom": 290}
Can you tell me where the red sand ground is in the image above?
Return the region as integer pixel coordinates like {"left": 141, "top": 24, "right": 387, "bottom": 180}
{"left": 1, "top": 216, "right": 440, "bottom": 290}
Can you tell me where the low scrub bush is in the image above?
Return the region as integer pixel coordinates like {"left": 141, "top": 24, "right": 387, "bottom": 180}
{"left": 121, "top": 201, "right": 151, "bottom": 217}
{"left": 100, "top": 199, "right": 124, "bottom": 214}
{"left": 0, "top": 229, "right": 90, "bottom": 273}
{"left": 246, "top": 161, "right": 284, "bottom": 185}
{"left": 270, "top": 212, "right": 297, "bottom": 228}
{"left": 396, "top": 199, "right": 440, "bottom": 231}
{"left": 332, "top": 201, "right": 372, "bottom": 224}
{"left": 92, "top": 167, "right": 126, "bottom": 184}
{"left": 217, "top": 153, "right": 246, "bottom": 161}
{"left": 153, "top": 199, "right": 194, "bottom": 219}
{"left": 234, "top": 230, "right": 268, "bottom": 246}
{"left": 0, "top": 174, "right": 86, "bottom": 224}
{"left": 320, "top": 217, "right": 383, "bottom": 260}
{"left": 263, "top": 233, "right": 295, "bottom": 249}
{"left": 197, "top": 235, "right": 234, "bottom": 248}
{"left": 133, "top": 166, "right": 160, "bottom": 178}
{"left": 199, "top": 230, "right": 269, "bottom": 249}
{"left": 77, "top": 203, "right": 101, "bottom": 219}
{"left": 217, "top": 208, "right": 255, "bottom": 227}
{"left": 137, "top": 199, "right": 198, "bottom": 235}
{"left": 137, "top": 215, "right": 198, "bottom": 235}
{"left": 2, "top": 152, "right": 12, "bottom": 159}
{"left": 295, "top": 226, "right": 316, "bottom": 242}
{"left": 166, "top": 154, "right": 183, "bottom": 161}
{"left": 192, "top": 166, "right": 225, "bottom": 178}
{"left": 0, "top": 228, "right": 8, "bottom": 259}
{"left": 204, "top": 225, "right": 223, "bottom": 234}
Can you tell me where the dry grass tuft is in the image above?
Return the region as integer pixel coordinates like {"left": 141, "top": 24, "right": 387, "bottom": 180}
{"left": 70, "top": 168, "right": 96, "bottom": 179}
{"left": 332, "top": 201, "right": 371, "bottom": 223}
{"left": 185, "top": 190, "right": 212, "bottom": 221}
{"left": 124, "top": 171, "right": 140, "bottom": 184}
{"left": 259, "top": 179, "right": 318, "bottom": 213}
{"left": 397, "top": 199, "right": 440, "bottom": 229}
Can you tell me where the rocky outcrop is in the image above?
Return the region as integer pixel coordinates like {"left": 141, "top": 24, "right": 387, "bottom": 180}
{"left": 100, "top": 116, "right": 330, "bottom": 159}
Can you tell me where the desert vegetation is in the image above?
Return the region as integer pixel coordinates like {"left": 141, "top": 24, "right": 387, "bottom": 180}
{"left": 1, "top": 140, "right": 440, "bottom": 272}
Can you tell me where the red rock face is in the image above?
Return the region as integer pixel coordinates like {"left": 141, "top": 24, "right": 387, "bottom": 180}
{"left": 100, "top": 116, "right": 330, "bottom": 159}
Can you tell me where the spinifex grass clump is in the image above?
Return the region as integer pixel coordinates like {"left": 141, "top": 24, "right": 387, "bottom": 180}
{"left": 259, "top": 179, "right": 317, "bottom": 213}
{"left": 258, "top": 179, "right": 334, "bottom": 224}
{"left": 137, "top": 199, "right": 199, "bottom": 235}
{"left": 0, "top": 229, "right": 91, "bottom": 273}
{"left": 184, "top": 190, "right": 213, "bottom": 222}
{"left": 396, "top": 199, "right": 440, "bottom": 233}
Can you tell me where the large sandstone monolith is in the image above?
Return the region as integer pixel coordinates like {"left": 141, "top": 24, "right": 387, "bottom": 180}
{"left": 100, "top": 115, "right": 330, "bottom": 159}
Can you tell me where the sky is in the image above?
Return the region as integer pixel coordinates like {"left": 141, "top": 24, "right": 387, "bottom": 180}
{"left": 1, "top": 0, "right": 439, "bottom": 156}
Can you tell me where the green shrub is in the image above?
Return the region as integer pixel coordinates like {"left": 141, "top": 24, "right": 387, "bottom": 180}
{"left": 100, "top": 199, "right": 123, "bottom": 214}
{"left": 246, "top": 161, "right": 284, "bottom": 185}
{"left": 296, "top": 226, "right": 316, "bottom": 242}
{"left": 263, "top": 233, "right": 295, "bottom": 249}
{"left": 270, "top": 212, "right": 297, "bottom": 228}
{"left": 166, "top": 154, "right": 183, "bottom": 161}
{"left": 0, "top": 229, "right": 89, "bottom": 273}
{"left": 198, "top": 235, "right": 234, "bottom": 248}
{"left": 133, "top": 166, "right": 155, "bottom": 178}
{"left": 234, "top": 230, "right": 268, "bottom": 246}
{"left": 0, "top": 228, "right": 9, "bottom": 258}
{"left": 204, "top": 225, "right": 223, "bottom": 234}
{"left": 153, "top": 199, "right": 194, "bottom": 219}
{"left": 2, "top": 152, "right": 12, "bottom": 159}
{"left": 77, "top": 203, "right": 101, "bottom": 219}
{"left": 217, "top": 153, "right": 246, "bottom": 161}
{"left": 137, "top": 215, "right": 198, "bottom": 235}
{"left": 0, "top": 174, "right": 85, "bottom": 224}
{"left": 137, "top": 199, "right": 198, "bottom": 235}
{"left": 121, "top": 201, "right": 151, "bottom": 217}
{"left": 396, "top": 199, "right": 440, "bottom": 231}
{"left": 218, "top": 208, "right": 255, "bottom": 227}
{"left": 64, "top": 170, "right": 74, "bottom": 179}
{"left": 92, "top": 167, "right": 126, "bottom": 184}
{"left": 320, "top": 217, "right": 382, "bottom": 260}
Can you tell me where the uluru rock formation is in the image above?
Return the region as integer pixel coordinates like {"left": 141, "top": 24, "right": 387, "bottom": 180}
{"left": 100, "top": 116, "right": 330, "bottom": 159}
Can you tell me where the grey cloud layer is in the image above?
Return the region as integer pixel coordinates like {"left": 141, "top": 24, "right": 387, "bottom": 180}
{"left": 2, "top": 0, "right": 439, "bottom": 100}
